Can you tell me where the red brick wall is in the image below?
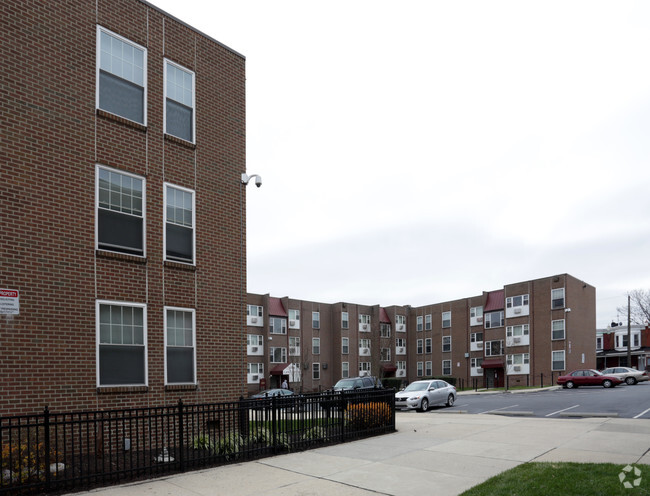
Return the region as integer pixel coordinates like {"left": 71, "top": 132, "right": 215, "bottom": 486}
{"left": 1, "top": 0, "right": 246, "bottom": 415}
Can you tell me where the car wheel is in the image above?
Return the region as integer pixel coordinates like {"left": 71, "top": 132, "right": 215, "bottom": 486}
{"left": 446, "top": 394, "right": 455, "bottom": 407}
{"left": 419, "top": 398, "right": 429, "bottom": 412}
{"left": 625, "top": 377, "right": 637, "bottom": 385}
{"left": 603, "top": 379, "right": 613, "bottom": 388}
{"left": 565, "top": 381, "right": 575, "bottom": 389}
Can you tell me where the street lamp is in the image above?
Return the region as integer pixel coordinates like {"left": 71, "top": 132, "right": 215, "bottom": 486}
{"left": 240, "top": 172, "right": 262, "bottom": 396}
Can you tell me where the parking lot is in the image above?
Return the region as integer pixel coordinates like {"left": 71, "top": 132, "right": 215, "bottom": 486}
{"left": 422, "top": 382, "right": 650, "bottom": 419}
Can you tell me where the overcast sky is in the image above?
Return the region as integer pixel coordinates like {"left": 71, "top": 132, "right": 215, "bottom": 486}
{"left": 154, "top": 0, "right": 650, "bottom": 328}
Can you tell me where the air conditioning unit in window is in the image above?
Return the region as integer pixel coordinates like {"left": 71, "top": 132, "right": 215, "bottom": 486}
{"left": 476, "top": 342, "right": 484, "bottom": 349}
{"left": 397, "top": 324, "right": 405, "bottom": 332}
{"left": 396, "top": 346, "right": 406, "bottom": 354}
{"left": 289, "top": 320, "right": 296, "bottom": 326}
{"left": 251, "top": 317, "right": 258, "bottom": 324}
{"left": 396, "top": 369, "right": 406, "bottom": 377}
{"left": 513, "top": 337, "right": 521, "bottom": 344}
{"left": 513, "top": 365, "right": 521, "bottom": 372}
{"left": 251, "top": 346, "right": 258, "bottom": 352}
{"left": 361, "top": 347, "right": 370, "bottom": 354}
{"left": 359, "top": 370, "right": 369, "bottom": 377}
{"left": 477, "top": 316, "right": 483, "bottom": 323}
{"left": 514, "top": 307, "right": 521, "bottom": 314}
{"left": 476, "top": 367, "right": 483, "bottom": 373}
{"left": 362, "top": 324, "right": 369, "bottom": 331}
{"left": 251, "top": 374, "right": 258, "bottom": 381}
{"left": 290, "top": 347, "right": 299, "bottom": 355}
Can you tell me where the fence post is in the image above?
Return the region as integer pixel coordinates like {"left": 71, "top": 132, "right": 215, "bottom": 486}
{"left": 541, "top": 372, "right": 544, "bottom": 388}
{"left": 238, "top": 396, "right": 249, "bottom": 438}
{"left": 271, "top": 395, "right": 277, "bottom": 454}
{"left": 44, "top": 405, "right": 51, "bottom": 491}
{"left": 177, "top": 399, "right": 184, "bottom": 472}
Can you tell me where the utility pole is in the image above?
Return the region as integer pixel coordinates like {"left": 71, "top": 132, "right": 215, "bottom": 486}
{"left": 627, "top": 294, "right": 632, "bottom": 368}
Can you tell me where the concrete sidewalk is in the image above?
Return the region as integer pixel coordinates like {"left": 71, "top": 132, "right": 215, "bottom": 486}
{"left": 77, "top": 413, "right": 650, "bottom": 496}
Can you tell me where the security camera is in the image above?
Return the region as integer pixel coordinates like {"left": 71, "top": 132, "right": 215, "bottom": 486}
{"left": 254, "top": 176, "right": 262, "bottom": 188}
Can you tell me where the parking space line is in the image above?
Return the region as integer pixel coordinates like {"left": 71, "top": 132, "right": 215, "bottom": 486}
{"left": 633, "top": 407, "right": 650, "bottom": 419}
{"left": 479, "top": 404, "right": 518, "bottom": 414}
{"left": 546, "top": 404, "right": 580, "bottom": 417}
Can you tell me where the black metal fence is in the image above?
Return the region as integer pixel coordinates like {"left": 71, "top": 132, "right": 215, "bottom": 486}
{"left": 0, "top": 388, "right": 395, "bottom": 494}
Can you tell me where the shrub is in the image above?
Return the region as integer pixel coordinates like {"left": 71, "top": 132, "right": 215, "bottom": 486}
{"left": 249, "top": 427, "right": 290, "bottom": 450}
{"left": 301, "top": 426, "right": 329, "bottom": 444}
{"left": 345, "top": 402, "right": 392, "bottom": 430}
{"left": 1, "top": 440, "right": 59, "bottom": 484}
{"left": 213, "top": 433, "right": 243, "bottom": 460}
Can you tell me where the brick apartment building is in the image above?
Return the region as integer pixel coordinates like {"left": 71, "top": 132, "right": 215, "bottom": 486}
{"left": 1, "top": 0, "right": 247, "bottom": 416}
{"left": 597, "top": 324, "right": 650, "bottom": 371}
{"left": 245, "top": 274, "right": 596, "bottom": 394}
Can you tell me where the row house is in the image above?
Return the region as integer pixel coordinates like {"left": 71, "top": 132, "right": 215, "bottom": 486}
{"left": 246, "top": 274, "right": 596, "bottom": 393}
{"left": 597, "top": 324, "right": 650, "bottom": 370}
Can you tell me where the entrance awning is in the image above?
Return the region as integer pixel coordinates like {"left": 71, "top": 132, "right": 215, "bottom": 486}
{"left": 270, "top": 364, "right": 288, "bottom": 375}
{"left": 381, "top": 364, "right": 397, "bottom": 373}
{"left": 270, "top": 363, "right": 301, "bottom": 382}
{"left": 481, "top": 358, "right": 505, "bottom": 369}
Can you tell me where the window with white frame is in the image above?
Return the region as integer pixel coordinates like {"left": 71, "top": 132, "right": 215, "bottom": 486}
{"left": 442, "top": 336, "right": 451, "bottom": 352}
{"left": 416, "top": 339, "right": 423, "bottom": 354}
{"left": 341, "top": 311, "right": 349, "bottom": 329}
{"left": 247, "top": 305, "right": 263, "bottom": 321}
{"left": 425, "top": 338, "right": 432, "bottom": 354}
{"left": 416, "top": 316, "right": 423, "bottom": 332}
{"left": 442, "top": 311, "right": 451, "bottom": 328}
{"left": 425, "top": 361, "right": 432, "bottom": 376}
{"left": 312, "top": 311, "right": 320, "bottom": 329}
{"left": 269, "top": 347, "right": 286, "bottom": 363}
{"left": 341, "top": 337, "right": 349, "bottom": 354}
{"left": 97, "top": 301, "right": 146, "bottom": 386}
{"left": 380, "top": 323, "right": 391, "bottom": 338}
{"left": 470, "top": 306, "right": 483, "bottom": 326}
{"left": 381, "top": 348, "right": 391, "bottom": 361}
{"left": 425, "top": 314, "right": 432, "bottom": 330}
{"left": 596, "top": 335, "right": 603, "bottom": 350}
{"left": 164, "top": 59, "right": 195, "bottom": 143}
{"left": 269, "top": 317, "right": 287, "bottom": 335}
{"left": 247, "top": 334, "right": 263, "bottom": 347}
{"left": 397, "top": 361, "right": 406, "bottom": 374}
{"left": 485, "top": 340, "right": 504, "bottom": 356}
{"left": 551, "top": 288, "right": 565, "bottom": 309}
{"left": 507, "top": 324, "right": 529, "bottom": 337}
{"left": 359, "top": 362, "right": 371, "bottom": 374}
{"left": 97, "top": 166, "right": 145, "bottom": 256}
{"left": 359, "top": 314, "right": 371, "bottom": 331}
{"left": 97, "top": 26, "right": 146, "bottom": 124}
{"left": 396, "top": 314, "right": 406, "bottom": 331}
{"left": 551, "top": 320, "right": 565, "bottom": 340}
{"left": 289, "top": 336, "right": 300, "bottom": 355}
{"left": 442, "top": 360, "right": 451, "bottom": 375}
{"left": 484, "top": 311, "right": 504, "bottom": 329}
{"left": 506, "top": 294, "right": 529, "bottom": 308}
{"left": 312, "top": 338, "right": 320, "bottom": 355}
{"left": 416, "top": 361, "right": 423, "bottom": 377}
{"left": 471, "top": 357, "right": 483, "bottom": 368}
{"left": 396, "top": 338, "right": 406, "bottom": 348}
{"left": 247, "top": 363, "right": 263, "bottom": 382}
{"left": 507, "top": 353, "right": 529, "bottom": 366}
{"left": 342, "top": 362, "right": 349, "bottom": 378}
{"left": 313, "top": 363, "right": 320, "bottom": 380}
{"left": 359, "top": 339, "right": 371, "bottom": 354}
{"left": 471, "top": 332, "right": 483, "bottom": 343}
{"left": 552, "top": 350, "right": 565, "bottom": 371}
{"left": 164, "top": 184, "right": 194, "bottom": 264}
{"left": 615, "top": 331, "right": 641, "bottom": 349}
{"left": 289, "top": 309, "right": 300, "bottom": 328}
{"left": 165, "top": 307, "right": 195, "bottom": 385}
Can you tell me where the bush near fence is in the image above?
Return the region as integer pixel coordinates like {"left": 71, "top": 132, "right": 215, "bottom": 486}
{"left": 1, "top": 389, "right": 395, "bottom": 495}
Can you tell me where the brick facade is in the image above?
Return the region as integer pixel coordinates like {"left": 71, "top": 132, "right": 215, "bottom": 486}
{"left": 1, "top": 0, "right": 246, "bottom": 415}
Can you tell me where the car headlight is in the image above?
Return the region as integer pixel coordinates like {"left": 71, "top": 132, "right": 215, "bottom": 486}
{"left": 409, "top": 395, "right": 421, "bottom": 401}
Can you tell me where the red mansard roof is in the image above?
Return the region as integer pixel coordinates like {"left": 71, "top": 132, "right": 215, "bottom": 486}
{"left": 484, "top": 290, "right": 504, "bottom": 312}
{"left": 269, "top": 297, "right": 287, "bottom": 317}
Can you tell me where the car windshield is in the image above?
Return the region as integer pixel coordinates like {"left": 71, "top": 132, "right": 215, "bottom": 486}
{"left": 334, "top": 379, "right": 355, "bottom": 388}
{"left": 403, "top": 382, "right": 428, "bottom": 392}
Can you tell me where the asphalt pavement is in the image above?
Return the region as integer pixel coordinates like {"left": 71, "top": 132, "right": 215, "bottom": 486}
{"left": 76, "top": 394, "right": 650, "bottom": 496}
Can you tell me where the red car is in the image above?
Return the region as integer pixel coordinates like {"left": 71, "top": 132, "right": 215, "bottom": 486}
{"left": 557, "top": 369, "right": 623, "bottom": 389}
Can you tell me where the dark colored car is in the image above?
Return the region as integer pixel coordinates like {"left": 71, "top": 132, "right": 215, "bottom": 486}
{"left": 250, "top": 388, "right": 294, "bottom": 399}
{"left": 331, "top": 376, "right": 382, "bottom": 391}
{"left": 557, "top": 369, "right": 623, "bottom": 389}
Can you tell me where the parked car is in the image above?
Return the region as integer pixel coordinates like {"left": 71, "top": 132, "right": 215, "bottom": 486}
{"left": 250, "top": 388, "right": 297, "bottom": 410}
{"left": 331, "top": 376, "right": 382, "bottom": 391}
{"left": 557, "top": 369, "right": 623, "bottom": 389}
{"left": 600, "top": 367, "right": 649, "bottom": 385}
{"left": 394, "top": 379, "right": 456, "bottom": 412}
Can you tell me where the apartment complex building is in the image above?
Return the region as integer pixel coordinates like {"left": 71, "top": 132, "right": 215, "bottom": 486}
{"left": 1, "top": 0, "right": 247, "bottom": 416}
{"left": 597, "top": 324, "right": 650, "bottom": 371}
{"left": 246, "top": 274, "right": 596, "bottom": 393}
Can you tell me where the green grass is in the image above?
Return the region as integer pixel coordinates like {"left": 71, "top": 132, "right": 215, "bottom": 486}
{"left": 461, "top": 462, "right": 650, "bottom": 496}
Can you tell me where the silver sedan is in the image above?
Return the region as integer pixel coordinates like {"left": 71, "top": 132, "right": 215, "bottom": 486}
{"left": 395, "top": 379, "right": 456, "bottom": 412}
{"left": 601, "top": 367, "right": 649, "bottom": 385}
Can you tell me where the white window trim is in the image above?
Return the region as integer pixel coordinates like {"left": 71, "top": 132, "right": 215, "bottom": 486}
{"left": 164, "top": 306, "right": 197, "bottom": 386}
{"left": 341, "top": 337, "right": 349, "bottom": 354}
{"left": 96, "top": 26, "right": 147, "bottom": 126}
{"left": 552, "top": 350, "right": 566, "bottom": 371}
{"left": 312, "top": 362, "right": 320, "bottom": 380}
{"left": 442, "top": 359, "right": 452, "bottom": 376}
{"left": 442, "top": 335, "right": 452, "bottom": 352}
{"left": 312, "top": 337, "right": 320, "bottom": 355}
{"left": 163, "top": 182, "right": 195, "bottom": 265}
{"left": 551, "top": 319, "right": 566, "bottom": 341}
{"left": 96, "top": 164, "right": 147, "bottom": 257}
{"left": 442, "top": 311, "right": 451, "bottom": 328}
{"left": 96, "top": 300, "right": 148, "bottom": 387}
{"left": 163, "top": 58, "right": 196, "bottom": 143}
